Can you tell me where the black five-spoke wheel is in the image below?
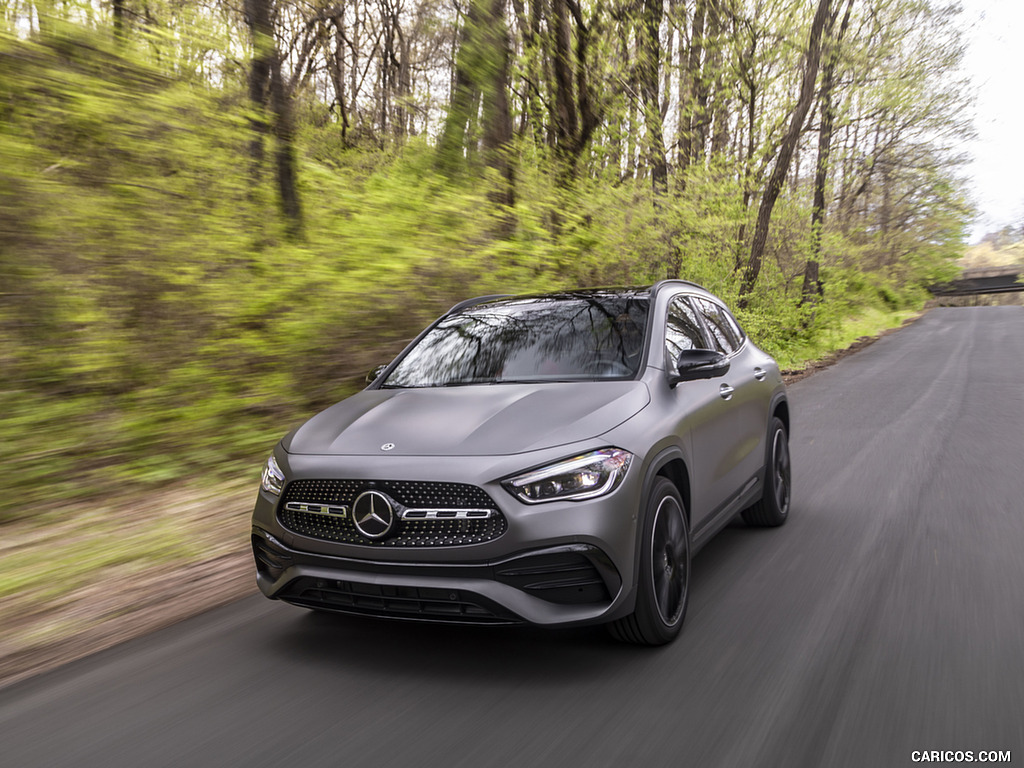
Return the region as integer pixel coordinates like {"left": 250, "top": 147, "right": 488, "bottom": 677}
{"left": 742, "top": 415, "right": 791, "bottom": 527}
{"left": 609, "top": 477, "right": 690, "bottom": 645}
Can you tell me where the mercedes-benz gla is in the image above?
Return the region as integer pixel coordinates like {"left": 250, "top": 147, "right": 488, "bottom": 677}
{"left": 251, "top": 280, "right": 791, "bottom": 644}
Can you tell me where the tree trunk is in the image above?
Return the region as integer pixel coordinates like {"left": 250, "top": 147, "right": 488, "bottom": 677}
{"left": 270, "top": 55, "right": 302, "bottom": 234}
{"left": 639, "top": 0, "right": 667, "bottom": 193}
{"left": 738, "top": 0, "right": 832, "bottom": 305}
{"left": 692, "top": 0, "right": 719, "bottom": 164}
{"left": 437, "top": 1, "right": 482, "bottom": 173}
{"left": 734, "top": 30, "right": 756, "bottom": 272}
{"left": 707, "top": 0, "right": 731, "bottom": 158}
{"left": 329, "top": 18, "right": 351, "bottom": 143}
{"left": 437, "top": 0, "right": 516, "bottom": 220}
{"left": 519, "top": 0, "right": 547, "bottom": 145}
{"left": 677, "top": 0, "right": 706, "bottom": 175}
{"left": 543, "top": 0, "right": 601, "bottom": 184}
{"left": 245, "top": 0, "right": 302, "bottom": 234}
{"left": 245, "top": 0, "right": 273, "bottom": 168}
{"left": 623, "top": 23, "right": 637, "bottom": 180}
{"left": 480, "top": 0, "right": 516, "bottom": 214}
{"left": 802, "top": 0, "right": 855, "bottom": 304}
{"left": 551, "top": 0, "right": 578, "bottom": 172}
{"left": 112, "top": 0, "right": 126, "bottom": 42}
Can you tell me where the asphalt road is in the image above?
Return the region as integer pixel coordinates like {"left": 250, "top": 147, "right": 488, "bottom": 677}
{"left": 2, "top": 306, "right": 1023, "bottom": 768}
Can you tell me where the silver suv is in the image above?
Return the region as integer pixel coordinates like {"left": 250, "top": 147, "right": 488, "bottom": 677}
{"left": 251, "top": 280, "right": 790, "bottom": 645}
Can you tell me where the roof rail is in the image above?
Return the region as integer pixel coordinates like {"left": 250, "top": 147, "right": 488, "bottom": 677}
{"left": 447, "top": 294, "right": 514, "bottom": 314}
{"left": 651, "top": 278, "right": 706, "bottom": 293}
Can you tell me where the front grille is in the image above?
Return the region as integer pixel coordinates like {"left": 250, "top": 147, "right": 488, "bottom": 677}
{"left": 280, "top": 577, "right": 517, "bottom": 624}
{"left": 278, "top": 479, "right": 507, "bottom": 547}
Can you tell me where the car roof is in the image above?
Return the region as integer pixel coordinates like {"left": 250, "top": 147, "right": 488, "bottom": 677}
{"left": 450, "top": 280, "right": 709, "bottom": 313}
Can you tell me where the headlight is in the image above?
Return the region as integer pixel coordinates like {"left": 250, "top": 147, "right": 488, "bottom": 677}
{"left": 260, "top": 454, "right": 285, "bottom": 496}
{"left": 503, "top": 448, "right": 633, "bottom": 504}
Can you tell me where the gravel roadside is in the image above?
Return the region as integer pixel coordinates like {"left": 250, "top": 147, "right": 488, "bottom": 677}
{"left": 0, "top": 485, "right": 257, "bottom": 690}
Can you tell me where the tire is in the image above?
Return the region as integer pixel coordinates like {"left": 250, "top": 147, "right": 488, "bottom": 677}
{"left": 608, "top": 477, "right": 690, "bottom": 646}
{"left": 741, "top": 416, "right": 791, "bottom": 527}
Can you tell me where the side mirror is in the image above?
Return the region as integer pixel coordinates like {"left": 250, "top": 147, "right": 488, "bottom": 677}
{"left": 669, "top": 349, "right": 730, "bottom": 386}
{"left": 366, "top": 364, "right": 388, "bottom": 385}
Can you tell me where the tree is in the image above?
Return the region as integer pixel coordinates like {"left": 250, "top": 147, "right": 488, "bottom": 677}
{"left": 437, "top": 0, "right": 515, "bottom": 212}
{"left": 547, "top": 0, "right": 603, "bottom": 182}
{"left": 738, "top": 0, "right": 832, "bottom": 305}
{"left": 245, "top": 0, "right": 302, "bottom": 233}
{"left": 638, "top": 0, "right": 667, "bottom": 193}
{"left": 802, "top": 0, "right": 854, "bottom": 304}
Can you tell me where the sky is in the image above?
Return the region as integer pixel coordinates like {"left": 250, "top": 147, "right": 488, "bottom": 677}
{"left": 957, "top": 0, "right": 1024, "bottom": 241}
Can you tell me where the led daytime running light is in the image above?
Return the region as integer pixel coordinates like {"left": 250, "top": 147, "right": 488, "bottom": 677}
{"left": 504, "top": 448, "right": 632, "bottom": 504}
{"left": 261, "top": 455, "right": 285, "bottom": 496}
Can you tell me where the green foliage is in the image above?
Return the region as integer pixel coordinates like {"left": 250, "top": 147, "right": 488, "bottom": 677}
{"left": 0, "top": 18, "right": 963, "bottom": 523}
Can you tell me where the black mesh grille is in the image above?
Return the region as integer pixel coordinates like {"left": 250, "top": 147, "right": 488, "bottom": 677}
{"left": 280, "top": 577, "right": 517, "bottom": 624}
{"left": 278, "top": 479, "right": 507, "bottom": 547}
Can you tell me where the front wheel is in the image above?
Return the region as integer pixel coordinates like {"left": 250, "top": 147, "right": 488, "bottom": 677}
{"left": 742, "top": 416, "right": 791, "bottom": 527}
{"left": 608, "top": 477, "right": 690, "bottom": 646}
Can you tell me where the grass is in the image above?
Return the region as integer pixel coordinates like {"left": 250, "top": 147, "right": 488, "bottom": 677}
{"left": 772, "top": 306, "right": 921, "bottom": 371}
{"left": 0, "top": 509, "right": 193, "bottom": 601}
{"left": 0, "top": 479, "right": 254, "bottom": 600}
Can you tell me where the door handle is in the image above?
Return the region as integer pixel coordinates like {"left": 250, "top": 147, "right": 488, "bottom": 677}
{"left": 719, "top": 383, "right": 734, "bottom": 400}
{"left": 753, "top": 367, "right": 767, "bottom": 381}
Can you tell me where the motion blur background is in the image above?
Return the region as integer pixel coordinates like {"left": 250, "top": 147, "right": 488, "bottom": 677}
{"left": 1, "top": 0, "right": 1022, "bottom": 676}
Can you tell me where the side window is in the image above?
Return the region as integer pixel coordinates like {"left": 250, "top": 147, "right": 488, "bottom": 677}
{"left": 665, "top": 297, "right": 708, "bottom": 362}
{"left": 693, "top": 298, "right": 743, "bottom": 355}
{"left": 722, "top": 309, "right": 745, "bottom": 346}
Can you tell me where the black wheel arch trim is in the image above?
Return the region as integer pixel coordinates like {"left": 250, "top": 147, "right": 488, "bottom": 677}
{"left": 770, "top": 392, "right": 791, "bottom": 437}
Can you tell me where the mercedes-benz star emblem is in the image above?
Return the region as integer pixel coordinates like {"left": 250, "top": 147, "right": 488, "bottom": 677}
{"left": 351, "top": 491, "right": 395, "bottom": 539}
{"left": 380, "top": 442, "right": 395, "bottom": 452}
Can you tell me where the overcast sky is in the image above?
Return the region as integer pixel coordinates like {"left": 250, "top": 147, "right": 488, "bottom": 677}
{"left": 957, "top": 0, "right": 1024, "bottom": 241}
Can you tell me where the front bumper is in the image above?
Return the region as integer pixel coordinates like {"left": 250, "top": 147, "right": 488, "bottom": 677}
{"left": 250, "top": 445, "right": 645, "bottom": 627}
{"left": 252, "top": 528, "right": 623, "bottom": 625}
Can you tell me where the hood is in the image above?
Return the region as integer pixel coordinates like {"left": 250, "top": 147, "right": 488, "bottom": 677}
{"left": 283, "top": 381, "right": 650, "bottom": 456}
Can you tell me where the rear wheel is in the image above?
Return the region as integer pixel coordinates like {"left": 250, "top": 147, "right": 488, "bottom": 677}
{"left": 608, "top": 477, "right": 690, "bottom": 646}
{"left": 742, "top": 416, "right": 791, "bottom": 527}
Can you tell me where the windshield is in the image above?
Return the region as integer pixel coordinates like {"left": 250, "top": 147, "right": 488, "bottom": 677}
{"left": 382, "top": 293, "right": 650, "bottom": 388}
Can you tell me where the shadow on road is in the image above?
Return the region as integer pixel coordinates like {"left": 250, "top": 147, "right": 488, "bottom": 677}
{"left": 260, "top": 518, "right": 781, "bottom": 686}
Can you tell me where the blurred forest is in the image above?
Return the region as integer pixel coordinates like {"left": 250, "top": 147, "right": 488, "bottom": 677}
{"left": 963, "top": 227, "right": 1024, "bottom": 269}
{"left": 1, "top": 0, "right": 973, "bottom": 519}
